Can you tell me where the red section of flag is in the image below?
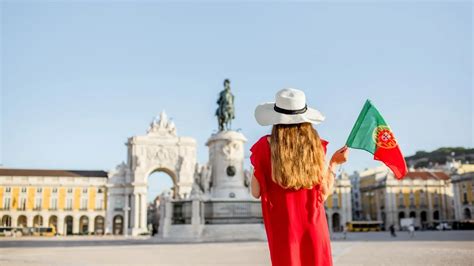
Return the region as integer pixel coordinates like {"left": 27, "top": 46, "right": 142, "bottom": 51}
{"left": 374, "top": 146, "right": 407, "bottom": 179}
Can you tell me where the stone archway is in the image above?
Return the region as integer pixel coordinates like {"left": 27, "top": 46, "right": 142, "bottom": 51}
{"left": 113, "top": 215, "right": 123, "bottom": 235}
{"left": 49, "top": 216, "right": 58, "bottom": 232}
{"left": 126, "top": 111, "right": 197, "bottom": 236}
{"left": 332, "top": 213, "right": 341, "bottom": 232}
{"left": 79, "top": 216, "right": 89, "bottom": 235}
{"left": 17, "top": 215, "right": 27, "bottom": 227}
{"left": 398, "top": 212, "right": 405, "bottom": 227}
{"left": 2, "top": 215, "right": 12, "bottom": 227}
{"left": 94, "top": 216, "right": 105, "bottom": 235}
{"left": 147, "top": 168, "right": 178, "bottom": 199}
{"left": 33, "top": 215, "right": 43, "bottom": 227}
{"left": 64, "top": 216, "right": 73, "bottom": 235}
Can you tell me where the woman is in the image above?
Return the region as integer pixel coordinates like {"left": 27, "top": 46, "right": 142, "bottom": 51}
{"left": 250, "top": 88, "right": 349, "bottom": 266}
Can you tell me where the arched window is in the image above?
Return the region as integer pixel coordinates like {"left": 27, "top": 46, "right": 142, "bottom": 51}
{"left": 113, "top": 215, "right": 124, "bottom": 235}
{"left": 94, "top": 216, "right": 105, "bottom": 235}
{"left": 33, "top": 215, "right": 43, "bottom": 227}
{"left": 79, "top": 216, "right": 89, "bottom": 234}
{"left": 1, "top": 215, "right": 12, "bottom": 227}
{"left": 332, "top": 213, "right": 341, "bottom": 232}
{"left": 17, "top": 215, "right": 27, "bottom": 227}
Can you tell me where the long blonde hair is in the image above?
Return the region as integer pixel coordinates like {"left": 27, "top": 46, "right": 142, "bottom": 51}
{"left": 270, "top": 122, "right": 326, "bottom": 190}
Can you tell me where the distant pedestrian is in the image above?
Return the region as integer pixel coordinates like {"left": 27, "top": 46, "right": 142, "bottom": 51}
{"left": 389, "top": 224, "right": 396, "bottom": 237}
{"left": 343, "top": 224, "right": 348, "bottom": 240}
{"left": 408, "top": 225, "right": 415, "bottom": 238}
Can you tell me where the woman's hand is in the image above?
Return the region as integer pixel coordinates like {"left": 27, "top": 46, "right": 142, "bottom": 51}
{"left": 330, "top": 145, "right": 349, "bottom": 168}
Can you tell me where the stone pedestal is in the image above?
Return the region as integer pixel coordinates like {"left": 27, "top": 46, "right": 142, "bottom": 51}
{"left": 206, "top": 131, "right": 250, "bottom": 199}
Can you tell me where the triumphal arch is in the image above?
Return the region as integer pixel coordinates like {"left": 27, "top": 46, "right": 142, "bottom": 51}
{"left": 106, "top": 111, "right": 196, "bottom": 235}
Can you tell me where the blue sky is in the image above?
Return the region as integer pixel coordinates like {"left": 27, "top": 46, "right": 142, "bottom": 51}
{"left": 1, "top": 1, "right": 472, "bottom": 200}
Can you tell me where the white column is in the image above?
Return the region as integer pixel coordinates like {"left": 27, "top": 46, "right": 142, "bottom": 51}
{"left": 140, "top": 194, "right": 147, "bottom": 230}
{"left": 123, "top": 195, "right": 129, "bottom": 236}
{"left": 88, "top": 216, "right": 95, "bottom": 234}
{"left": 26, "top": 215, "right": 33, "bottom": 227}
{"left": 453, "top": 185, "right": 461, "bottom": 220}
{"left": 57, "top": 216, "right": 64, "bottom": 235}
{"left": 11, "top": 216, "right": 17, "bottom": 228}
{"left": 73, "top": 216, "right": 79, "bottom": 234}
{"left": 327, "top": 210, "right": 333, "bottom": 234}
{"left": 133, "top": 194, "right": 139, "bottom": 230}
{"left": 389, "top": 187, "right": 398, "bottom": 229}
{"left": 375, "top": 191, "right": 381, "bottom": 221}
{"left": 427, "top": 187, "right": 433, "bottom": 225}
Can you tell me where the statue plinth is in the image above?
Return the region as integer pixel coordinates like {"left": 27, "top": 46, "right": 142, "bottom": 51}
{"left": 206, "top": 130, "right": 250, "bottom": 199}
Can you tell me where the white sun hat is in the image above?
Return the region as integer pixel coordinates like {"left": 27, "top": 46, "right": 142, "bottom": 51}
{"left": 254, "top": 88, "right": 325, "bottom": 126}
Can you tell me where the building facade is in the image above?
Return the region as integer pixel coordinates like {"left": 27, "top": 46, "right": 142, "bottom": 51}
{"left": 0, "top": 169, "right": 107, "bottom": 235}
{"left": 353, "top": 166, "right": 452, "bottom": 230}
{"left": 350, "top": 172, "right": 363, "bottom": 221}
{"left": 1, "top": 111, "right": 353, "bottom": 237}
{"left": 451, "top": 167, "right": 474, "bottom": 221}
{"left": 325, "top": 173, "right": 352, "bottom": 232}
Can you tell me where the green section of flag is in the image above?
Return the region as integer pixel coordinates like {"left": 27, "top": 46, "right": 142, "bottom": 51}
{"left": 346, "top": 100, "right": 388, "bottom": 154}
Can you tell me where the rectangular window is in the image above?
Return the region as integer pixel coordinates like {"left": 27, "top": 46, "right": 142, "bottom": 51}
{"left": 52, "top": 188, "right": 58, "bottom": 193}
{"left": 51, "top": 198, "right": 58, "bottom": 210}
{"left": 20, "top": 198, "right": 26, "bottom": 210}
{"left": 83, "top": 188, "right": 88, "bottom": 194}
{"left": 3, "top": 198, "right": 11, "bottom": 210}
{"left": 96, "top": 195, "right": 104, "bottom": 210}
{"left": 35, "top": 198, "right": 42, "bottom": 210}
{"left": 37, "top": 187, "right": 42, "bottom": 193}
{"left": 21, "top": 187, "right": 27, "bottom": 193}
{"left": 67, "top": 188, "right": 73, "bottom": 194}
{"left": 66, "top": 198, "right": 73, "bottom": 210}
{"left": 5, "top": 187, "right": 11, "bottom": 193}
{"left": 81, "top": 198, "right": 88, "bottom": 210}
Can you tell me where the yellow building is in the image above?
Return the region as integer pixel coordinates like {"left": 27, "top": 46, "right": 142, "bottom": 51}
{"left": 0, "top": 169, "right": 107, "bottom": 235}
{"left": 451, "top": 168, "right": 474, "bottom": 221}
{"left": 324, "top": 173, "right": 352, "bottom": 233}
{"left": 355, "top": 166, "right": 451, "bottom": 230}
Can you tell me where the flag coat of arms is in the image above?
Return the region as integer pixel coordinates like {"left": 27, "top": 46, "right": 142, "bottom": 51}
{"left": 346, "top": 100, "right": 407, "bottom": 179}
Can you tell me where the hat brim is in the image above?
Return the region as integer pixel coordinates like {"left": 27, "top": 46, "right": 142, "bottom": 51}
{"left": 254, "top": 102, "right": 325, "bottom": 126}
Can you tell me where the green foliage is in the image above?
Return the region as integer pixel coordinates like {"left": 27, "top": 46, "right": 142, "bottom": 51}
{"left": 405, "top": 147, "right": 474, "bottom": 168}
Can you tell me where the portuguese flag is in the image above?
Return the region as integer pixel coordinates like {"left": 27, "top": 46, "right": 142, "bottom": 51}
{"left": 346, "top": 100, "right": 407, "bottom": 179}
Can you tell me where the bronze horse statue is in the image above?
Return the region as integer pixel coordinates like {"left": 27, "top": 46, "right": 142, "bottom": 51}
{"left": 215, "top": 79, "right": 235, "bottom": 131}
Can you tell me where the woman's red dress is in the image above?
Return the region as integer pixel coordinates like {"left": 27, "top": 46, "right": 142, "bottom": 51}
{"left": 250, "top": 135, "right": 333, "bottom": 266}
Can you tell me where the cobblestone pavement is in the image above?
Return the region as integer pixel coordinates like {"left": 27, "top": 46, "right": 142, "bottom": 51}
{"left": 1, "top": 231, "right": 473, "bottom": 265}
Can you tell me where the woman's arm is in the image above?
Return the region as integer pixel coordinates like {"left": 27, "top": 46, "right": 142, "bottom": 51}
{"left": 251, "top": 175, "right": 261, "bottom": 199}
{"left": 321, "top": 161, "right": 337, "bottom": 201}
{"left": 321, "top": 145, "right": 349, "bottom": 201}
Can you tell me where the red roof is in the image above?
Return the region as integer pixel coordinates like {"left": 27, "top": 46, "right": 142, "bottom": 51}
{"left": 404, "top": 171, "right": 449, "bottom": 180}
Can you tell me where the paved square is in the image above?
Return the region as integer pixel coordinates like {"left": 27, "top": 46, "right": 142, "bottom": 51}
{"left": 1, "top": 231, "right": 473, "bottom": 265}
